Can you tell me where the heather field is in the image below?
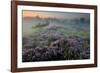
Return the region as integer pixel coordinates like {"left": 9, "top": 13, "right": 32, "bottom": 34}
{"left": 22, "top": 11, "right": 90, "bottom": 62}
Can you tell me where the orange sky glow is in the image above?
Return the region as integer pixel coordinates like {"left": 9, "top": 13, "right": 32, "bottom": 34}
{"left": 23, "top": 11, "right": 50, "bottom": 18}
{"left": 22, "top": 10, "right": 90, "bottom": 20}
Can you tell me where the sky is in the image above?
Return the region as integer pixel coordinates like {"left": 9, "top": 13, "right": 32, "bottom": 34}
{"left": 22, "top": 10, "right": 90, "bottom": 20}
